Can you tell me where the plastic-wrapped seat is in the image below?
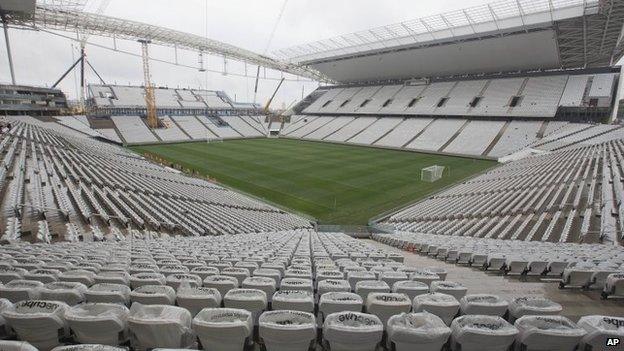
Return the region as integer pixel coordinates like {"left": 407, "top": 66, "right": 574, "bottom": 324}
{"left": 459, "top": 294, "right": 508, "bottom": 317}
{"left": 323, "top": 312, "right": 383, "bottom": 351}
{"left": 589, "top": 270, "right": 618, "bottom": 290}
{"left": 259, "top": 310, "right": 316, "bottom": 351}
{"left": 242, "top": 276, "right": 276, "bottom": 302}
{"left": 355, "top": 280, "right": 390, "bottom": 301}
{"left": 410, "top": 270, "right": 440, "bottom": 286}
{"left": 317, "top": 279, "right": 351, "bottom": 297}
{"left": 190, "top": 266, "right": 220, "bottom": 280}
{"left": 127, "top": 303, "right": 194, "bottom": 350}
{"left": 253, "top": 268, "right": 282, "bottom": 286}
{"left": 192, "top": 308, "right": 253, "bottom": 351}
{"left": 203, "top": 275, "right": 239, "bottom": 299}
{"left": 347, "top": 271, "right": 376, "bottom": 291}
{"left": 224, "top": 289, "right": 267, "bottom": 325}
{"left": 602, "top": 273, "right": 624, "bottom": 299}
{"left": 392, "top": 281, "right": 429, "bottom": 301}
{"left": 0, "top": 341, "right": 38, "bottom": 351}
{"left": 84, "top": 283, "right": 131, "bottom": 305}
{"left": 0, "top": 280, "right": 43, "bottom": 303}
{"left": 130, "top": 272, "right": 166, "bottom": 289}
{"left": 165, "top": 273, "right": 202, "bottom": 290}
{"left": 94, "top": 271, "right": 130, "bottom": 286}
{"left": 430, "top": 281, "right": 467, "bottom": 300}
{"left": 272, "top": 290, "right": 314, "bottom": 313}
{"left": 425, "top": 267, "right": 448, "bottom": 281}
{"left": 58, "top": 270, "right": 96, "bottom": 287}
{"left": 387, "top": 312, "right": 451, "bottom": 351}
{"left": 176, "top": 286, "right": 221, "bottom": 317}
{"left": 1, "top": 300, "right": 70, "bottom": 351}
{"left": 365, "top": 293, "right": 411, "bottom": 327}
{"left": 65, "top": 303, "right": 129, "bottom": 346}
{"left": 23, "top": 269, "right": 60, "bottom": 284}
{"left": 221, "top": 268, "right": 250, "bottom": 287}
{"left": 546, "top": 261, "right": 569, "bottom": 277}
{"left": 561, "top": 265, "right": 595, "bottom": 289}
{"left": 0, "top": 267, "right": 27, "bottom": 284}
{"left": 577, "top": 315, "right": 624, "bottom": 350}
{"left": 318, "top": 292, "right": 363, "bottom": 324}
{"left": 450, "top": 315, "right": 518, "bottom": 351}
{"left": 0, "top": 298, "right": 13, "bottom": 339}
{"left": 51, "top": 345, "right": 126, "bottom": 351}
{"left": 39, "top": 281, "right": 88, "bottom": 306}
{"left": 508, "top": 296, "right": 562, "bottom": 321}
{"left": 130, "top": 285, "right": 176, "bottom": 305}
{"left": 412, "top": 293, "right": 460, "bottom": 326}
{"left": 279, "top": 278, "right": 313, "bottom": 293}
{"left": 379, "top": 272, "right": 408, "bottom": 288}
{"left": 514, "top": 315, "right": 586, "bottom": 351}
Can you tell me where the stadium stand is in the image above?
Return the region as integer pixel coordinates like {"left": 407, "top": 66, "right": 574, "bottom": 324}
{"left": 110, "top": 116, "right": 159, "bottom": 144}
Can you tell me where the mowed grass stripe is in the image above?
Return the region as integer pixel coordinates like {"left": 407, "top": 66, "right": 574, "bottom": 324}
{"left": 131, "top": 139, "right": 496, "bottom": 225}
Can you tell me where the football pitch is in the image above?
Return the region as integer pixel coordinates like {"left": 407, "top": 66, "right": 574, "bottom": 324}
{"left": 131, "top": 139, "right": 496, "bottom": 225}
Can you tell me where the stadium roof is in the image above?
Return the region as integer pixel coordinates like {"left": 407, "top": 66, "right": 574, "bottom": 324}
{"left": 275, "top": 0, "right": 624, "bottom": 83}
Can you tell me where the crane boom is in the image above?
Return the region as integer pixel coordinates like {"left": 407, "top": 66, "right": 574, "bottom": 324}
{"left": 140, "top": 40, "right": 158, "bottom": 129}
{"left": 264, "top": 77, "right": 285, "bottom": 113}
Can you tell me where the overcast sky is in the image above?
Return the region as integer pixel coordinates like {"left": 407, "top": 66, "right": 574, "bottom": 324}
{"left": 0, "top": 0, "right": 609, "bottom": 107}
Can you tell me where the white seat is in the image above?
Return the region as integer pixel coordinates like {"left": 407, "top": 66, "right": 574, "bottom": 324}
{"left": 58, "top": 270, "right": 96, "bottom": 287}
{"left": 51, "top": 345, "right": 126, "bottom": 351}
{"left": 514, "top": 315, "right": 586, "bottom": 351}
{"left": 242, "top": 276, "right": 276, "bottom": 302}
{"left": 272, "top": 290, "right": 314, "bottom": 313}
{"left": 430, "top": 281, "right": 467, "bottom": 300}
{"left": 130, "top": 285, "right": 176, "bottom": 305}
{"left": 259, "top": 310, "right": 316, "bottom": 351}
{"left": 23, "top": 269, "right": 60, "bottom": 284}
{"left": 318, "top": 292, "right": 363, "bottom": 324}
{"left": 450, "top": 315, "right": 518, "bottom": 351}
{"left": 1, "top": 300, "right": 70, "bottom": 351}
{"left": 392, "top": 281, "right": 429, "bottom": 301}
{"left": 94, "top": 271, "right": 130, "bottom": 286}
{"left": 190, "top": 266, "right": 220, "bottom": 280}
{"left": 603, "top": 273, "right": 624, "bottom": 298}
{"left": 65, "top": 303, "right": 129, "bottom": 346}
{"left": 459, "top": 294, "right": 508, "bottom": 317}
{"left": 0, "top": 298, "right": 13, "bottom": 339}
{"left": 561, "top": 266, "right": 594, "bottom": 288}
{"left": 221, "top": 268, "right": 250, "bottom": 287}
{"left": 355, "top": 280, "right": 390, "bottom": 301}
{"left": 425, "top": 267, "right": 448, "bottom": 281}
{"left": 84, "top": 283, "right": 131, "bottom": 305}
{"left": 130, "top": 273, "right": 166, "bottom": 289}
{"left": 347, "top": 272, "right": 376, "bottom": 290}
{"left": 577, "top": 315, "right": 624, "bottom": 350}
{"left": 279, "top": 278, "right": 313, "bottom": 293}
{"left": 379, "top": 272, "right": 408, "bottom": 287}
{"left": 365, "top": 293, "right": 411, "bottom": 327}
{"left": 412, "top": 293, "right": 460, "bottom": 326}
{"left": 192, "top": 308, "right": 253, "bottom": 351}
{"left": 0, "top": 280, "right": 43, "bottom": 303}
{"left": 508, "top": 297, "right": 562, "bottom": 321}
{"left": 317, "top": 279, "right": 351, "bottom": 297}
{"left": 0, "top": 341, "right": 38, "bottom": 351}
{"left": 0, "top": 267, "right": 27, "bottom": 284}
{"left": 410, "top": 270, "right": 440, "bottom": 286}
{"left": 224, "top": 289, "right": 268, "bottom": 325}
{"left": 127, "top": 303, "right": 194, "bottom": 350}
{"left": 323, "top": 312, "right": 383, "bottom": 351}
{"left": 39, "top": 281, "right": 88, "bottom": 306}
{"left": 203, "top": 275, "right": 239, "bottom": 299}
{"left": 388, "top": 312, "right": 451, "bottom": 351}
{"left": 165, "top": 273, "right": 202, "bottom": 290}
{"left": 176, "top": 286, "right": 221, "bottom": 317}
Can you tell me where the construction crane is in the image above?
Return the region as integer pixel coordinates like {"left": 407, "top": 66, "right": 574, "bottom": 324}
{"left": 264, "top": 77, "right": 285, "bottom": 114}
{"left": 139, "top": 39, "right": 158, "bottom": 129}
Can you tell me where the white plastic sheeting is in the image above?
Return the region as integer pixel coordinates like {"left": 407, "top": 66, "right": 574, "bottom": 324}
{"left": 514, "top": 315, "right": 586, "bottom": 351}
{"left": 1, "top": 300, "right": 70, "bottom": 351}
{"left": 64, "top": 303, "right": 129, "bottom": 345}
{"left": 459, "top": 294, "right": 508, "bottom": 317}
{"left": 450, "top": 315, "right": 518, "bottom": 351}
{"left": 387, "top": 312, "right": 451, "bottom": 351}
{"left": 412, "top": 293, "right": 460, "bottom": 326}
{"left": 127, "top": 303, "right": 194, "bottom": 350}
{"left": 323, "top": 312, "right": 383, "bottom": 351}
{"left": 508, "top": 297, "right": 562, "bottom": 320}
{"left": 192, "top": 308, "right": 253, "bottom": 351}
{"left": 577, "top": 315, "right": 624, "bottom": 350}
{"left": 176, "top": 286, "right": 221, "bottom": 317}
{"left": 259, "top": 310, "right": 317, "bottom": 351}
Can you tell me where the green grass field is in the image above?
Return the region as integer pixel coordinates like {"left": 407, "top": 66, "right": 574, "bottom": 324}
{"left": 131, "top": 139, "right": 496, "bottom": 225}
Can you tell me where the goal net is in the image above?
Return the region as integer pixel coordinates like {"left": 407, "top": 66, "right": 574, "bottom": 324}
{"left": 421, "top": 165, "right": 445, "bottom": 182}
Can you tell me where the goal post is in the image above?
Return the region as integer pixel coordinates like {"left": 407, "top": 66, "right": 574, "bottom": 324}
{"left": 421, "top": 165, "right": 445, "bottom": 182}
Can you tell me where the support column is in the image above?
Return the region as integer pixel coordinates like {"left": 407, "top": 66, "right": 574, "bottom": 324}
{"left": 2, "top": 15, "right": 16, "bottom": 85}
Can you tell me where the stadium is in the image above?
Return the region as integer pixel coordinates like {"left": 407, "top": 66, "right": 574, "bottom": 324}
{"left": 0, "top": 0, "right": 623, "bottom": 350}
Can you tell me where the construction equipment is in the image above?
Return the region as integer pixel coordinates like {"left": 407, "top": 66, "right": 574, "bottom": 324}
{"left": 264, "top": 77, "right": 285, "bottom": 114}
{"left": 139, "top": 39, "right": 158, "bottom": 129}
